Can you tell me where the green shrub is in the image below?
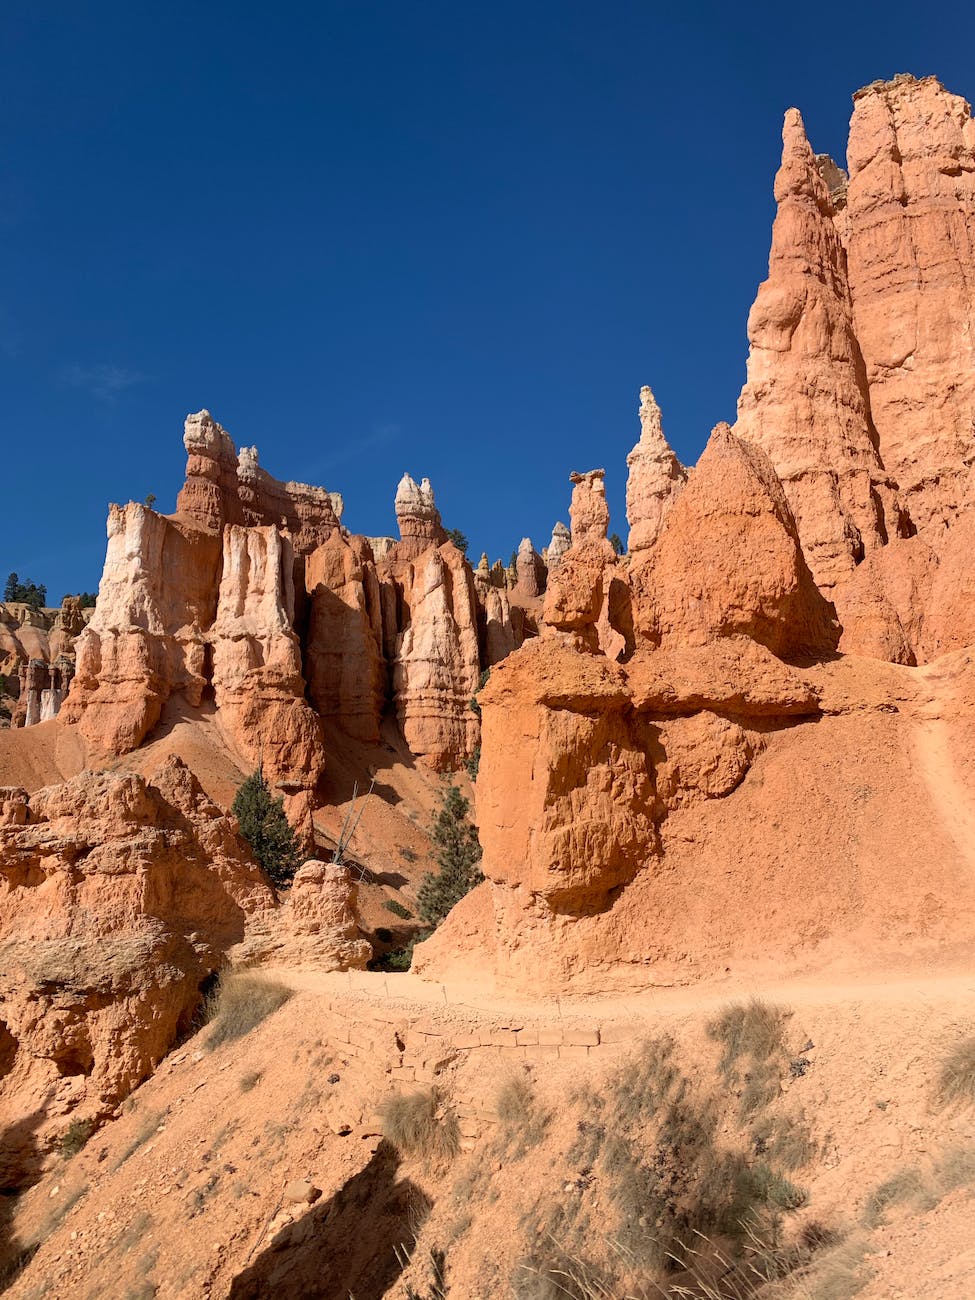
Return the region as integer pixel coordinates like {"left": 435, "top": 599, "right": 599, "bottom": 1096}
{"left": 373, "top": 941, "right": 419, "bottom": 972}
{"left": 60, "top": 1118, "right": 94, "bottom": 1158}
{"left": 416, "top": 785, "right": 483, "bottom": 927}
{"left": 384, "top": 898, "right": 412, "bottom": 920}
{"left": 204, "top": 972, "right": 293, "bottom": 1049}
{"left": 232, "top": 767, "right": 302, "bottom": 887}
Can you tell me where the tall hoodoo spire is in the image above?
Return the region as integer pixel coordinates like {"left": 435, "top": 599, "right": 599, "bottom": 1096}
{"left": 625, "top": 385, "right": 687, "bottom": 558}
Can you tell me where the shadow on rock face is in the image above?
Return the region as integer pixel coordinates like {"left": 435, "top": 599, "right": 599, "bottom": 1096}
{"left": 0, "top": 1107, "right": 45, "bottom": 1288}
{"left": 228, "top": 1141, "right": 431, "bottom": 1300}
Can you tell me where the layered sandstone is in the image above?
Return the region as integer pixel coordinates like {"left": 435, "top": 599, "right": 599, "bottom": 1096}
{"left": 210, "top": 524, "right": 323, "bottom": 794}
{"left": 625, "top": 386, "right": 686, "bottom": 556}
{"left": 390, "top": 473, "right": 447, "bottom": 561}
{"left": 733, "top": 109, "right": 890, "bottom": 591}
{"left": 304, "top": 533, "right": 385, "bottom": 743}
{"left": 632, "top": 424, "right": 837, "bottom": 657}
{"left": 842, "top": 76, "right": 975, "bottom": 531}
{"left": 389, "top": 542, "right": 481, "bottom": 768}
{"left": 176, "top": 410, "right": 343, "bottom": 552}
{"left": 0, "top": 758, "right": 276, "bottom": 1184}
{"left": 61, "top": 504, "right": 223, "bottom": 756}
{"left": 1, "top": 598, "right": 93, "bottom": 728}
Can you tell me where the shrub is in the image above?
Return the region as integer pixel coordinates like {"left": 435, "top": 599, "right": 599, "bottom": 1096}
{"left": 384, "top": 898, "right": 412, "bottom": 920}
{"left": 378, "top": 1088, "right": 459, "bottom": 1164}
{"left": 444, "top": 528, "right": 468, "bottom": 555}
{"left": 239, "top": 1070, "right": 263, "bottom": 1092}
{"left": 374, "top": 943, "right": 416, "bottom": 972}
{"left": 468, "top": 668, "right": 491, "bottom": 718}
{"left": 204, "top": 972, "right": 293, "bottom": 1049}
{"left": 464, "top": 746, "right": 481, "bottom": 780}
{"left": 60, "top": 1118, "right": 94, "bottom": 1158}
{"left": 232, "top": 767, "right": 302, "bottom": 887}
{"left": 416, "top": 785, "right": 483, "bottom": 927}
{"left": 937, "top": 1035, "right": 975, "bottom": 1108}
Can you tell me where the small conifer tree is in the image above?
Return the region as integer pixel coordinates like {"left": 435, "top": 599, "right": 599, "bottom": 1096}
{"left": 444, "top": 527, "right": 468, "bottom": 555}
{"left": 232, "top": 767, "right": 302, "bottom": 887}
{"left": 416, "top": 784, "right": 484, "bottom": 927}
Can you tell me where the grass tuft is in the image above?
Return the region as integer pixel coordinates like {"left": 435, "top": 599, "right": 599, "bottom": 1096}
{"left": 937, "top": 1035, "right": 975, "bottom": 1108}
{"left": 378, "top": 1088, "right": 460, "bottom": 1164}
{"left": 862, "top": 1166, "right": 933, "bottom": 1227}
{"left": 204, "top": 972, "right": 293, "bottom": 1049}
{"left": 707, "top": 999, "right": 791, "bottom": 1076}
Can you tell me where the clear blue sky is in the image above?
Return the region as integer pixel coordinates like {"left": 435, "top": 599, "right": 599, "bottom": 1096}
{"left": 3, "top": 1, "right": 973, "bottom": 599}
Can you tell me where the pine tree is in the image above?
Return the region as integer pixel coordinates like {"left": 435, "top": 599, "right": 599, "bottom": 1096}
{"left": 416, "top": 784, "right": 484, "bottom": 927}
{"left": 444, "top": 527, "right": 468, "bottom": 555}
{"left": 3, "top": 574, "right": 47, "bottom": 609}
{"left": 231, "top": 767, "right": 302, "bottom": 888}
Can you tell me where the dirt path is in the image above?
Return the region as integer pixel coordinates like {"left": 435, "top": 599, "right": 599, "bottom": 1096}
{"left": 269, "top": 963, "right": 975, "bottom": 1028}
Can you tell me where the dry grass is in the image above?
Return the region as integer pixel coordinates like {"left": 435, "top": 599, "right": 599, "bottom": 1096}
{"left": 496, "top": 1074, "right": 550, "bottom": 1156}
{"left": 933, "top": 1143, "right": 975, "bottom": 1192}
{"left": 862, "top": 1166, "right": 932, "bottom": 1227}
{"left": 751, "top": 1116, "right": 816, "bottom": 1171}
{"left": 239, "top": 1069, "right": 263, "bottom": 1092}
{"left": 204, "top": 971, "right": 293, "bottom": 1049}
{"left": 378, "top": 1088, "right": 460, "bottom": 1164}
{"left": 937, "top": 1034, "right": 975, "bottom": 1108}
{"left": 708, "top": 1000, "right": 791, "bottom": 1076}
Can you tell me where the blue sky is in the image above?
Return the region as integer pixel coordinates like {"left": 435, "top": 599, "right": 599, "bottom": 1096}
{"left": 3, "top": 1, "right": 974, "bottom": 598}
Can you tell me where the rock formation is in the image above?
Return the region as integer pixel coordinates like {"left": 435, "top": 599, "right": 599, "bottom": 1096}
{"left": 416, "top": 75, "right": 975, "bottom": 992}
{"left": 842, "top": 76, "right": 975, "bottom": 531}
{"left": 544, "top": 520, "right": 571, "bottom": 570}
{"left": 733, "top": 110, "right": 890, "bottom": 592}
{"left": 514, "top": 537, "right": 545, "bottom": 597}
{"left": 177, "top": 410, "right": 343, "bottom": 551}
{"left": 0, "top": 758, "right": 276, "bottom": 1183}
{"left": 625, "top": 386, "right": 686, "bottom": 556}
{"left": 568, "top": 469, "right": 611, "bottom": 549}
{"left": 389, "top": 542, "right": 481, "bottom": 767}
{"left": 390, "top": 473, "right": 447, "bottom": 561}
{"left": 1, "top": 597, "right": 93, "bottom": 728}
{"left": 633, "top": 424, "right": 838, "bottom": 657}
{"left": 61, "top": 504, "right": 224, "bottom": 757}
{"left": 304, "top": 533, "right": 385, "bottom": 743}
